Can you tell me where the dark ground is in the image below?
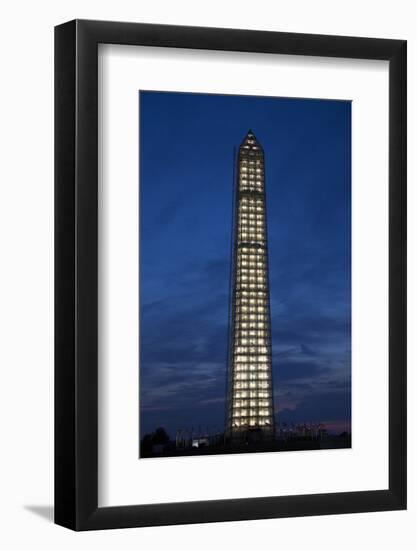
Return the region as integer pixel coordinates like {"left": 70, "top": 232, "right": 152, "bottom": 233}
{"left": 140, "top": 434, "right": 351, "bottom": 459}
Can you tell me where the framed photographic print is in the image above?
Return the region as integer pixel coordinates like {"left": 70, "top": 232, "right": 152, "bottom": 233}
{"left": 55, "top": 20, "right": 406, "bottom": 530}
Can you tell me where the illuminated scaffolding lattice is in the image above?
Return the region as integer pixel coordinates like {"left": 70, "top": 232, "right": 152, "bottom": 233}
{"left": 227, "top": 130, "right": 275, "bottom": 440}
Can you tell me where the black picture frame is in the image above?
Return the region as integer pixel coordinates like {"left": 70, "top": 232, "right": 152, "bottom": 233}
{"left": 55, "top": 19, "right": 407, "bottom": 531}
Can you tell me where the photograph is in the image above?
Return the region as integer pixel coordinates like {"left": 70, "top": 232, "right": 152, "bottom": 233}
{"left": 139, "top": 91, "right": 352, "bottom": 459}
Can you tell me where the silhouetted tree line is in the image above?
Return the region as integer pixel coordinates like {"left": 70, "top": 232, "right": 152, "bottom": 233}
{"left": 140, "top": 427, "right": 170, "bottom": 456}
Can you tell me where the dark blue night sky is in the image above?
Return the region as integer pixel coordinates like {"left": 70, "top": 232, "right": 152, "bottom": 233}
{"left": 139, "top": 91, "right": 351, "bottom": 438}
